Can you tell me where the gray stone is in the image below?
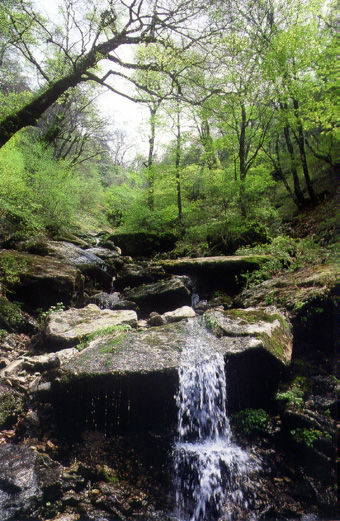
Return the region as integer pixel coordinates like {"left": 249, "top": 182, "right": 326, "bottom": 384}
{"left": 234, "top": 265, "right": 337, "bottom": 312}
{"left": 115, "top": 262, "right": 167, "bottom": 290}
{"left": 123, "top": 275, "right": 192, "bottom": 316}
{"left": 52, "top": 312, "right": 293, "bottom": 436}
{"left": 148, "top": 312, "right": 166, "bottom": 326}
{"left": 0, "top": 444, "right": 42, "bottom": 521}
{"left": 43, "top": 304, "right": 138, "bottom": 349}
{"left": 90, "top": 291, "right": 136, "bottom": 311}
{"left": 162, "top": 306, "right": 196, "bottom": 324}
{"left": 204, "top": 307, "right": 292, "bottom": 366}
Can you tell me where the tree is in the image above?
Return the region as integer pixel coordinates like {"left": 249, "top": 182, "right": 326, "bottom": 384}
{"left": 0, "top": 0, "right": 218, "bottom": 148}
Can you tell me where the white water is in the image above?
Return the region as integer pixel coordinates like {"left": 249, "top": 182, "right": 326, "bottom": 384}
{"left": 173, "top": 320, "right": 259, "bottom": 521}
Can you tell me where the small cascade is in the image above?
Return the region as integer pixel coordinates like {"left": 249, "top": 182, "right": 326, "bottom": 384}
{"left": 173, "top": 321, "right": 258, "bottom": 521}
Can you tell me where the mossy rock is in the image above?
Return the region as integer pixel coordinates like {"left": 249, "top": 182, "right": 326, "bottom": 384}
{"left": 107, "top": 231, "right": 177, "bottom": 257}
{"left": 204, "top": 307, "right": 293, "bottom": 366}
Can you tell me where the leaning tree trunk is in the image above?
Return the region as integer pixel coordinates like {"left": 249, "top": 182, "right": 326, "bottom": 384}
{"left": 0, "top": 32, "right": 126, "bottom": 148}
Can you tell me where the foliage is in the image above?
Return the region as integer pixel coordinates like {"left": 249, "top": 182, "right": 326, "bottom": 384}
{"left": 290, "top": 427, "right": 324, "bottom": 448}
{"left": 236, "top": 234, "right": 332, "bottom": 289}
{"left": 37, "top": 302, "right": 66, "bottom": 322}
{"left": 231, "top": 408, "right": 272, "bottom": 437}
{"left": 0, "top": 130, "right": 105, "bottom": 236}
{"left": 275, "top": 377, "right": 310, "bottom": 410}
{"left": 0, "top": 254, "right": 27, "bottom": 296}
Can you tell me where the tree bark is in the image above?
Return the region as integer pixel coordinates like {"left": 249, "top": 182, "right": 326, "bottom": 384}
{"left": 282, "top": 123, "right": 306, "bottom": 207}
{"left": 175, "top": 110, "right": 183, "bottom": 225}
{"left": 147, "top": 105, "right": 158, "bottom": 211}
{"left": 0, "top": 32, "right": 126, "bottom": 148}
{"left": 293, "top": 98, "right": 317, "bottom": 204}
{"left": 239, "top": 104, "right": 247, "bottom": 217}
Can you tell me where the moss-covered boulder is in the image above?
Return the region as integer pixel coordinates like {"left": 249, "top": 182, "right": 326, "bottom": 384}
{"left": 204, "top": 308, "right": 293, "bottom": 366}
{"left": 123, "top": 275, "right": 192, "bottom": 317}
{"left": 107, "top": 231, "right": 177, "bottom": 257}
{"left": 45, "top": 241, "right": 113, "bottom": 289}
{"left": 51, "top": 312, "right": 292, "bottom": 436}
{"left": 158, "top": 255, "right": 274, "bottom": 295}
{"left": 0, "top": 249, "right": 83, "bottom": 311}
{"left": 234, "top": 265, "right": 337, "bottom": 313}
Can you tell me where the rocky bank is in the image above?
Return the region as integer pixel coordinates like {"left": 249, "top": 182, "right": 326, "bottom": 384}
{"left": 0, "top": 231, "right": 337, "bottom": 521}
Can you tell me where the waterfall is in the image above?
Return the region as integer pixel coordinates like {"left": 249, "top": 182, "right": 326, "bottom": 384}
{"left": 173, "top": 320, "right": 259, "bottom": 521}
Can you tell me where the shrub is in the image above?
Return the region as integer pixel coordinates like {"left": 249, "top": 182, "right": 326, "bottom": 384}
{"left": 231, "top": 408, "right": 272, "bottom": 437}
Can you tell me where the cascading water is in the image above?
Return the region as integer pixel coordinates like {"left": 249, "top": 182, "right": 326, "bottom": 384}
{"left": 173, "top": 320, "right": 259, "bottom": 521}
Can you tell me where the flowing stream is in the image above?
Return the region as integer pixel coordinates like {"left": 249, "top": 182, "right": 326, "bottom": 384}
{"left": 173, "top": 320, "right": 259, "bottom": 521}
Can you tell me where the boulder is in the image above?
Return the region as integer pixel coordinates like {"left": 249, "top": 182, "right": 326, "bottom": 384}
{"left": 162, "top": 306, "right": 196, "bottom": 324}
{"left": 42, "top": 304, "right": 138, "bottom": 350}
{"left": 204, "top": 308, "right": 293, "bottom": 366}
{"left": 83, "top": 246, "right": 121, "bottom": 263}
{"left": 90, "top": 291, "right": 136, "bottom": 310}
{"left": 0, "top": 445, "right": 62, "bottom": 521}
{"left": 0, "top": 444, "right": 43, "bottom": 521}
{"left": 45, "top": 241, "right": 113, "bottom": 289}
{"left": 0, "top": 249, "right": 83, "bottom": 311}
{"left": 158, "top": 255, "right": 274, "bottom": 296}
{"left": 145, "top": 306, "right": 196, "bottom": 327}
{"left": 52, "top": 312, "right": 292, "bottom": 436}
{"left": 123, "top": 275, "right": 192, "bottom": 317}
{"left": 234, "top": 265, "right": 337, "bottom": 312}
{"left": 0, "top": 296, "right": 38, "bottom": 334}
{"left": 234, "top": 265, "right": 337, "bottom": 358}
{"left": 106, "top": 231, "right": 177, "bottom": 257}
{"left": 115, "top": 262, "right": 167, "bottom": 290}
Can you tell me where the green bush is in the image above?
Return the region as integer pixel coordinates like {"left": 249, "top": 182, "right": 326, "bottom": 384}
{"left": 231, "top": 408, "right": 272, "bottom": 437}
{"left": 0, "top": 130, "right": 105, "bottom": 236}
{"left": 290, "top": 427, "right": 323, "bottom": 447}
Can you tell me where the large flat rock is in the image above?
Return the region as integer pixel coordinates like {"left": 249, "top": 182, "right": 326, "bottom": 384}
{"left": 61, "top": 309, "right": 292, "bottom": 376}
{"left": 234, "top": 265, "right": 337, "bottom": 312}
{"left": 123, "top": 275, "right": 192, "bottom": 316}
{"left": 53, "top": 310, "right": 292, "bottom": 436}
{"left": 157, "top": 255, "right": 274, "bottom": 295}
{"left": 42, "top": 304, "right": 138, "bottom": 350}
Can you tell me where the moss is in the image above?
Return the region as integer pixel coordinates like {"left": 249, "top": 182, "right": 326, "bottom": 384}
{"left": 225, "top": 309, "right": 290, "bottom": 330}
{"left": 256, "top": 327, "right": 287, "bottom": 359}
{"left": 0, "top": 392, "right": 23, "bottom": 429}
{"left": 0, "top": 296, "right": 24, "bottom": 331}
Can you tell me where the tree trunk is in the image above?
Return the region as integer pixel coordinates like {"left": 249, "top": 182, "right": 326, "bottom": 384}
{"left": 147, "top": 105, "right": 157, "bottom": 211}
{"left": 0, "top": 33, "right": 125, "bottom": 148}
{"left": 282, "top": 124, "right": 306, "bottom": 207}
{"left": 293, "top": 98, "right": 317, "bottom": 204}
{"left": 273, "top": 139, "right": 300, "bottom": 207}
{"left": 175, "top": 110, "right": 183, "bottom": 225}
{"left": 239, "top": 104, "right": 247, "bottom": 217}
